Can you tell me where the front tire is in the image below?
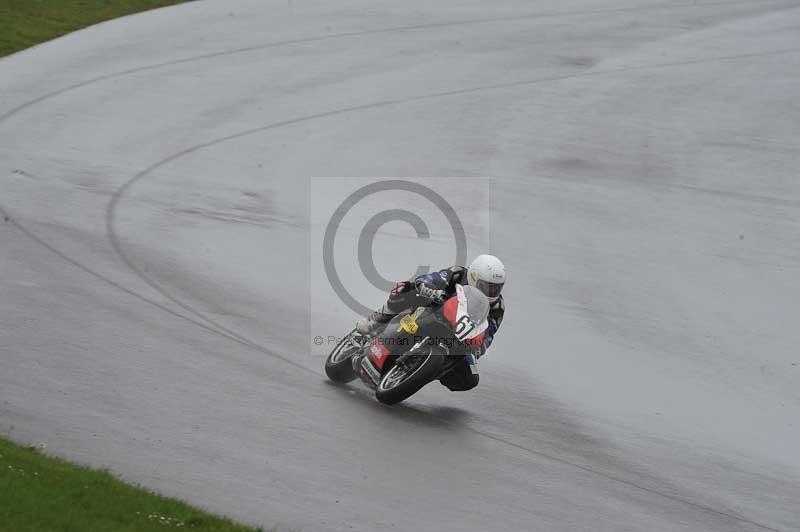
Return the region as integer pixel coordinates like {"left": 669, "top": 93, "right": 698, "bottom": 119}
{"left": 325, "top": 330, "right": 362, "bottom": 383}
{"left": 375, "top": 346, "right": 444, "bottom": 405}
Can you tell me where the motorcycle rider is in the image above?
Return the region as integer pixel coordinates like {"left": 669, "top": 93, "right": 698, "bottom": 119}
{"left": 356, "top": 254, "right": 506, "bottom": 392}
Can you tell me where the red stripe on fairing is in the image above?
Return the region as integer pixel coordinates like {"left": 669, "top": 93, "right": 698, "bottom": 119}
{"left": 466, "top": 332, "right": 485, "bottom": 347}
{"left": 443, "top": 295, "right": 459, "bottom": 327}
{"left": 369, "top": 341, "right": 391, "bottom": 369}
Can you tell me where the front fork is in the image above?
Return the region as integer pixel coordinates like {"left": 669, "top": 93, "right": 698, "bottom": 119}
{"left": 397, "top": 338, "right": 479, "bottom": 379}
{"left": 357, "top": 336, "right": 433, "bottom": 389}
{"left": 355, "top": 334, "right": 478, "bottom": 387}
{"left": 393, "top": 336, "right": 432, "bottom": 366}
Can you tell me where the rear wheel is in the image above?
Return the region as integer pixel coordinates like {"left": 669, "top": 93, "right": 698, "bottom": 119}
{"left": 324, "top": 330, "right": 364, "bottom": 383}
{"left": 375, "top": 346, "right": 444, "bottom": 405}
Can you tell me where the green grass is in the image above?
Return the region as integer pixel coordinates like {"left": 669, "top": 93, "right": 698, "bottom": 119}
{"left": 0, "top": 0, "right": 190, "bottom": 57}
{"left": 0, "top": 437, "right": 262, "bottom": 532}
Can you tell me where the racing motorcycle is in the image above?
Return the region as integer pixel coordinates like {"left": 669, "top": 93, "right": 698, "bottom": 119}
{"left": 324, "top": 284, "right": 490, "bottom": 404}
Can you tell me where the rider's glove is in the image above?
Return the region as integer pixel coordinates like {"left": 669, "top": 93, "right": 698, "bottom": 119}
{"left": 417, "top": 284, "right": 446, "bottom": 303}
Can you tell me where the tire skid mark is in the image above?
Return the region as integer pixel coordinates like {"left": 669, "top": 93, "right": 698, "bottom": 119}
{"left": 1, "top": 5, "right": 796, "bottom": 529}
{"left": 0, "top": 0, "right": 792, "bottom": 124}
{"left": 2, "top": 199, "right": 788, "bottom": 532}
{"left": 0, "top": 205, "right": 311, "bottom": 373}
{"left": 104, "top": 48, "right": 800, "bottom": 532}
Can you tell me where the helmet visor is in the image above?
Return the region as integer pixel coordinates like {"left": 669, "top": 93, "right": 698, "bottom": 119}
{"left": 475, "top": 279, "right": 504, "bottom": 298}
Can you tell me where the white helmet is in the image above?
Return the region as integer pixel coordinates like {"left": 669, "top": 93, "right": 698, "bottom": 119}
{"left": 467, "top": 254, "right": 506, "bottom": 303}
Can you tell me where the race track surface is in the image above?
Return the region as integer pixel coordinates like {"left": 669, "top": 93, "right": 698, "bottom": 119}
{"left": 1, "top": 1, "right": 799, "bottom": 531}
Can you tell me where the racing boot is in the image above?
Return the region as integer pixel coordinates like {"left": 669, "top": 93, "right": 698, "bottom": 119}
{"left": 356, "top": 306, "right": 396, "bottom": 336}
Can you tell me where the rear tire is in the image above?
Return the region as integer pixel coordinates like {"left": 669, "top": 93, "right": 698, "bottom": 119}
{"left": 375, "top": 346, "right": 444, "bottom": 405}
{"left": 325, "top": 330, "right": 361, "bottom": 383}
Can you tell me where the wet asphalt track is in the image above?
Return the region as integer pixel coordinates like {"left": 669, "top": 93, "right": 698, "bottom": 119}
{"left": 1, "top": 1, "right": 799, "bottom": 531}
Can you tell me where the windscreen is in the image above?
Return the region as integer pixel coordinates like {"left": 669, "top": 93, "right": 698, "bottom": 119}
{"left": 461, "top": 285, "right": 490, "bottom": 324}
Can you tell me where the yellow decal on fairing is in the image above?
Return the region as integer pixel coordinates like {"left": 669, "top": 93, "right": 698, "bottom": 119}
{"left": 399, "top": 314, "right": 419, "bottom": 334}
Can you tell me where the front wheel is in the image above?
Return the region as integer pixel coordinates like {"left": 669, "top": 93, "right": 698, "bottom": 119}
{"left": 325, "top": 330, "right": 364, "bottom": 383}
{"left": 375, "top": 346, "right": 445, "bottom": 405}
